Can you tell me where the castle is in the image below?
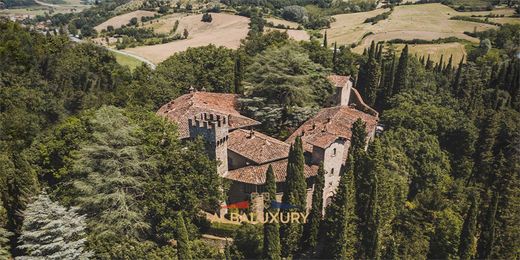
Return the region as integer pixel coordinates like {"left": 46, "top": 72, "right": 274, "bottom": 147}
{"left": 157, "top": 75, "right": 379, "bottom": 215}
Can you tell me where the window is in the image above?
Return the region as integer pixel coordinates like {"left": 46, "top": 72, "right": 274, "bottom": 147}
{"left": 330, "top": 168, "right": 334, "bottom": 175}
{"left": 332, "top": 148, "right": 337, "bottom": 156}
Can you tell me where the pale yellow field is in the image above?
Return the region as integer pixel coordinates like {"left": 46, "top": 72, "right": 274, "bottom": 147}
{"left": 124, "top": 13, "right": 249, "bottom": 63}
{"left": 488, "top": 17, "right": 520, "bottom": 25}
{"left": 94, "top": 10, "right": 157, "bottom": 32}
{"left": 327, "top": 3, "right": 497, "bottom": 49}
{"left": 265, "top": 27, "right": 310, "bottom": 41}
{"left": 457, "top": 7, "right": 516, "bottom": 17}
{"left": 395, "top": 43, "right": 467, "bottom": 65}
{"left": 266, "top": 17, "right": 300, "bottom": 29}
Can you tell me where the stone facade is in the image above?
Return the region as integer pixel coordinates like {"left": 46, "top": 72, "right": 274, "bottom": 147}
{"left": 158, "top": 75, "right": 379, "bottom": 214}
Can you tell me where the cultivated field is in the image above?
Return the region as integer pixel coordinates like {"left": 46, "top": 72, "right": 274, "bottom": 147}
{"left": 327, "top": 3, "right": 498, "bottom": 49}
{"left": 266, "top": 17, "right": 300, "bottom": 29}
{"left": 94, "top": 10, "right": 157, "bottom": 32}
{"left": 265, "top": 27, "right": 310, "bottom": 41}
{"left": 124, "top": 13, "right": 250, "bottom": 63}
{"left": 394, "top": 42, "right": 467, "bottom": 65}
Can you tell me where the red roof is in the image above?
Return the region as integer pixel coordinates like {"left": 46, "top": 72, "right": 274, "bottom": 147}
{"left": 327, "top": 75, "right": 350, "bottom": 87}
{"left": 157, "top": 92, "right": 260, "bottom": 139}
{"left": 224, "top": 159, "right": 319, "bottom": 185}
{"left": 286, "top": 106, "right": 378, "bottom": 151}
{"left": 228, "top": 129, "right": 290, "bottom": 164}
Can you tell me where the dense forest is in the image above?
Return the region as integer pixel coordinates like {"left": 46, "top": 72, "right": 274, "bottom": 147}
{"left": 1, "top": 13, "right": 519, "bottom": 260}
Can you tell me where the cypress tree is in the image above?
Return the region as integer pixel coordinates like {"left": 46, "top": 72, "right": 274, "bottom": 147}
{"left": 263, "top": 165, "right": 281, "bottom": 260}
{"left": 323, "top": 31, "right": 328, "bottom": 48}
{"left": 357, "top": 140, "right": 382, "bottom": 259}
{"left": 451, "top": 57, "right": 464, "bottom": 95}
{"left": 234, "top": 54, "right": 243, "bottom": 94}
{"left": 176, "top": 213, "right": 192, "bottom": 260}
{"left": 332, "top": 42, "right": 338, "bottom": 65}
{"left": 444, "top": 54, "right": 453, "bottom": 75}
{"left": 436, "top": 54, "right": 444, "bottom": 73}
{"left": 323, "top": 154, "right": 357, "bottom": 259}
{"left": 425, "top": 54, "right": 434, "bottom": 70}
{"left": 364, "top": 58, "right": 381, "bottom": 106}
{"left": 393, "top": 45, "right": 409, "bottom": 95}
{"left": 420, "top": 55, "right": 425, "bottom": 66}
{"left": 302, "top": 163, "right": 325, "bottom": 254}
{"left": 459, "top": 195, "right": 478, "bottom": 260}
{"left": 368, "top": 41, "right": 376, "bottom": 60}
{"left": 280, "top": 136, "right": 307, "bottom": 257}
{"left": 476, "top": 192, "right": 499, "bottom": 260}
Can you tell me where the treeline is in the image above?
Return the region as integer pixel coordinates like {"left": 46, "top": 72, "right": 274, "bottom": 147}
{"left": 363, "top": 7, "right": 393, "bottom": 24}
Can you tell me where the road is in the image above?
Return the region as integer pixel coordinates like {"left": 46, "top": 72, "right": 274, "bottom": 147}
{"left": 69, "top": 36, "right": 157, "bottom": 70}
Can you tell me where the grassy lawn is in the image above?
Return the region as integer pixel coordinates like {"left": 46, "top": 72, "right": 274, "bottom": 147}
{"left": 111, "top": 51, "right": 143, "bottom": 71}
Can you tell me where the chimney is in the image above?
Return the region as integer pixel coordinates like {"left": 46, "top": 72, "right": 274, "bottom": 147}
{"left": 248, "top": 129, "right": 255, "bottom": 138}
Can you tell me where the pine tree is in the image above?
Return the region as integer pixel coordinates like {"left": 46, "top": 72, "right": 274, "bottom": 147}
{"left": 393, "top": 45, "right": 409, "bottom": 95}
{"left": 280, "top": 136, "right": 307, "bottom": 257}
{"left": 322, "top": 154, "right": 357, "bottom": 259}
{"left": 459, "top": 195, "right": 478, "bottom": 260}
{"left": 17, "top": 193, "right": 92, "bottom": 259}
{"left": 69, "top": 107, "right": 150, "bottom": 240}
{"left": 175, "top": 213, "right": 192, "bottom": 260}
{"left": 263, "top": 165, "right": 281, "bottom": 260}
{"left": 234, "top": 54, "right": 243, "bottom": 94}
{"left": 302, "top": 163, "right": 325, "bottom": 254}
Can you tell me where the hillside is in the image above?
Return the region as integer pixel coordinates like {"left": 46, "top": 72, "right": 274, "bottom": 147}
{"left": 327, "top": 3, "right": 498, "bottom": 49}
{"left": 124, "top": 13, "right": 250, "bottom": 63}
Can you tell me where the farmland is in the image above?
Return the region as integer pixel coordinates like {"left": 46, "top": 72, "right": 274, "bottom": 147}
{"left": 124, "top": 13, "right": 249, "bottom": 63}
{"left": 94, "top": 10, "right": 157, "bottom": 32}
{"left": 327, "top": 3, "right": 499, "bottom": 50}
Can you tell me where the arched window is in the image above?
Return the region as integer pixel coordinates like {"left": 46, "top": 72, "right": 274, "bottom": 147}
{"left": 330, "top": 168, "right": 335, "bottom": 175}
{"left": 332, "top": 148, "right": 337, "bottom": 156}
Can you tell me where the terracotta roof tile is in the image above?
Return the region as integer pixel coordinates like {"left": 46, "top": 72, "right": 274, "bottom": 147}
{"left": 224, "top": 159, "right": 319, "bottom": 185}
{"left": 286, "top": 106, "right": 378, "bottom": 151}
{"left": 157, "top": 92, "right": 260, "bottom": 139}
{"left": 327, "top": 74, "right": 350, "bottom": 87}
{"left": 228, "top": 129, "right": 290, "bottom": 164}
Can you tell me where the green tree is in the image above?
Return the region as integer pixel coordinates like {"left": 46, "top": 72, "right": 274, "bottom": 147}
{"left": 280, "top": 136, "right": 307, "bottom": 257}
{"left": 357, "top": 140, "right": 382, "bottom": 260}
{"left": 459, "top": 195, "right": 478, "bottom": 260}
{"left": 17, "top": 192, "right": 92, "bottom": 259}
{"left": 323, "top": 154, "right": 357, "bottom": 259}
{"left": 154, "top": 45, "right": 236, "bottom": 94}
{"left": 263, "top": 165, "right": 281, "bottom": 260}
{"left": 175, "top": 213, "right": 192, "bottom": 260}
{"left": 393, "top": 45, "right": 409, "bottom": 95}
{"left": 476, "top": 192, "right": 498, "bottom": 259}
{"left": 301, "top": 163, "right": 325, "bottom": 254}
{"left": 67, "top": 107, "right": 150, "bottom": 253}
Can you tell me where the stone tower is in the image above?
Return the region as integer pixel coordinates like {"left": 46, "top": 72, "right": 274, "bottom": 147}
{"left": 336, "top": 78, "right": 353, "bottom": 106}
{"left": 188, "top": 113, "right": 229, "bottom": 176}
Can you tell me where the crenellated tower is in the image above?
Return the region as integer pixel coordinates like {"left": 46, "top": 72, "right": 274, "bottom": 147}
{"left": 188, "top": 112, "right": 229, "bottom": 176}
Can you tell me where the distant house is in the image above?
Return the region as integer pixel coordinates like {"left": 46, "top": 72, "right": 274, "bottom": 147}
{"left": 157, "top": 75, "right": 378, "bottom": 217}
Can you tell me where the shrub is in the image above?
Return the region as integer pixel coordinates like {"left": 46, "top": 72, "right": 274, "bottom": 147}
{"left": 202, "top": 13, "right": 213, "bottom": 23}
{"left": 282, "top": 5, "right": 308, "bottom": 23}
